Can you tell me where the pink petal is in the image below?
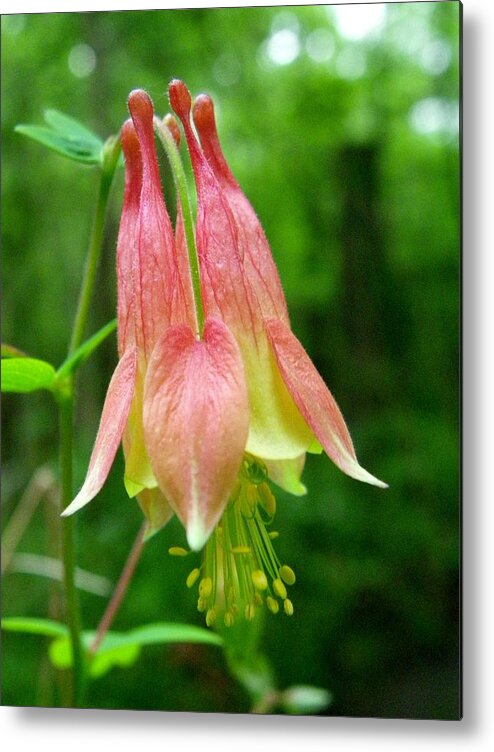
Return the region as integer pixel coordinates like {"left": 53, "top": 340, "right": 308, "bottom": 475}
{"left": 174, "top": 203, "right": 200, "bottom": 334}
{"left": 127, "top": 90, "right": 193, "bottom": 357}
{"left": 117, "top": 120, "right": 141, "bottom": 356}
{"left": 265, "top": 318, "right": 387, "bottom": 488}
{"left": 192, "top": 93, "right": 289, "bottom": 324}
{"left": 143, "top": 317, "right": 249, "bottom": 550}
{"left": 167, "top": 82, "right": 333, "bottom": 462}
{"left": 169, "top": 80, "right": 259, "bottom": 337}
{"left": 62, "top": 347, "right": 138, "bottom": 516}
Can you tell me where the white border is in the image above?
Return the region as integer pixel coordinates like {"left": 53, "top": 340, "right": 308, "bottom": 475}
{"left": 1, "top": 0, "right": 435, "bottom": 13}
{"left": 3, "top": 0, "right": 493, "bottom": 750}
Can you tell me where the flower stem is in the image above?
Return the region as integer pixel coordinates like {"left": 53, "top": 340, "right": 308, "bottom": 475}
{"left": 89, "top": 522, "right": 147, "bottom": 655}
{"left": 69, "top": 142, "right": 120, "bottom": 354}
{"left": 58, "top": 389, "right": 86, "bottom": 706}
{"left": 57, "top": 139, "right": 120, "bottom": 706}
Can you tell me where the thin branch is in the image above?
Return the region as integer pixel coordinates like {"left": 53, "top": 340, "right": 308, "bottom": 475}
{"left": 89, "top": 522, "right": 147, "bottom": 655}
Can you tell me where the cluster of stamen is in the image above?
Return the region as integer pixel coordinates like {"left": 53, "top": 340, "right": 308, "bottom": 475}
{"left": 169, "top": 455, "right": 296, "bottom": 627}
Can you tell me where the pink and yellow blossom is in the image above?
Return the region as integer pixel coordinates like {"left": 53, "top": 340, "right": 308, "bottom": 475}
{"left": 63, "top": 80, "right": 386, "bottom": 624}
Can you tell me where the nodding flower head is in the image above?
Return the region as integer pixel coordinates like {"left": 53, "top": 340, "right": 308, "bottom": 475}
{"left": 63, "top": 80, "right": 386, "bottom": 627}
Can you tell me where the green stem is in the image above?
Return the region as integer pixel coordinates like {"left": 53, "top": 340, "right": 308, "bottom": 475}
{"left": 69, "top": 161, "right": 118, "bottom": 355}
{"left": 154, "top": 120, "right": 205, "bottom": 337}
{"left": 56, "top": 139, "right": 120, "bottom": 706}
{"left": 58, "top": 389, "right": 86, "bottom": 706}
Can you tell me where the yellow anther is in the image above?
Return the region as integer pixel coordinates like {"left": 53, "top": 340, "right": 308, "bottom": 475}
{"left": 251, "top": 569, "right": 268, "bottom": 591}
{"left": 197, "top": 596, "right": 207, "bottom": 613}
{"left": 186, "top": 568, "right": 201, "bottom": 588}
{"left": 245, "top": 603, "right": 256, "bottom": 621}
{"left": 268, "top": 531, "right": 279, "bottom": 540}
{"left": 168, "top": 546, "right": 189, "bottom": 557}
{"left": 254, "top": 592, "right": 263, "bottom": 606}
{"left": 279, "top": 565, "right": 296, "bottom": 586}
{"left": 273, "top": 578, "right": 287, "bottom": 600}
{"left": 283, "top": 598, "right": 294, "bottom": 616}
{"left": 231, "top": 603, "right": 239, "bottom": 616}
{"left": 266, "top": 596, "right": 279, "bottom": 614}
{"left": 258, "top": 483, "right": 276, "bottom": 516}
{"left": 231, "top": 545, "right": 251, "bottom": 554}
{"left": 206, "top": 608, "right": 216, "bottom": 627}
{"left": 199, "top": 577, "right": 213, "bottom": 599}
{"left": 224, "top": 611, "right": 234, "bottom": 627}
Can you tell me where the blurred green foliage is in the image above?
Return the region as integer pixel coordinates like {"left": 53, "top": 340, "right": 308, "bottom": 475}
{"left": 1, "top": 2, "right": 460, "bottom": 718}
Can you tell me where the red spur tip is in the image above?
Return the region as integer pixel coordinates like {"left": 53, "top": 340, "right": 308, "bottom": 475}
{"left": 168, "top": 79, "right": 192, "bottom": 122}
{"left": 192, "top": 93, "right": 215, "bottom": 133}
{"left": 127, "top": 89, "right": 154, "bottom": 122}
{"left": 163, "top": 113, "right": 181, "bottom": 147}
{"left": 120, "top": 118, "right": 140, "bottom": 157}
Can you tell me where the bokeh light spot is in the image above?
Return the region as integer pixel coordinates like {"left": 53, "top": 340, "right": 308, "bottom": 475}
{"left": 213, "top": 53, "right": 241, "bottom": 87}
{"left": 306, "top": 28, "right": 335, "bottom": 63}
{"left": 330, "top": 3, "right": 386, "bottom": 41}
{"left": 266, "top": 29, "right": 300, "bottom": 66}
{"left": 409, "top": 97, "right": 459, "bottom": 137}
{"left": 419, "top": 38, "right": 452, "bottom": 76}
{"left": 335, "top": 47, "right": 367, "bottom": 81}
{"left": 68, "top": 43, "right": 97, "bottom": 78}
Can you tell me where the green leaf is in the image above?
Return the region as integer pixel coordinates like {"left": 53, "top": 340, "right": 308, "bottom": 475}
{"left": 49, "top": 632, "right": 141, "bottom": 678}
{"left": 50, "top": 623, "right": 223, "bottom": 679}
{"left": 1, "top": 357, "right": 56, "bottom": 393}
{"left": 90, "top": 643, "right": 141, "bottom": 678}
{"left": 1, "top": 617, "right": 68, "bottom": 639}
{"left": 4, "top": 618, "right": 222, "bottom": 679}
{"left": 15, "top": 125, "right": 101, "bottom": 164}
{"left": 15, "top": 109, "right": 103, "bottom": 165}
{"left": 279, "top": 685, "right": 333, "bottom": 715}
{"left": 124, "top": 622, "right": 223, "bottom": 648}
{"left": 44, "top": 109, "right": 103, "bottom": 151}
{"left": 55, "top": 319, "right": 117, "bottom": 381}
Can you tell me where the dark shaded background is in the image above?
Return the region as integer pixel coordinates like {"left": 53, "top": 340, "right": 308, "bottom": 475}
{"left": 1, "top": 2, "right": 460, "bottom": 718}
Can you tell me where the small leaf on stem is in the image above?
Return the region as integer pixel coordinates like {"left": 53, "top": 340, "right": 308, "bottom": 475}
{"left": 1, "top": 357, "right": 56, "bottom": 393}
{"left": 15, "top": 109, "right": 104, "bottom": 165}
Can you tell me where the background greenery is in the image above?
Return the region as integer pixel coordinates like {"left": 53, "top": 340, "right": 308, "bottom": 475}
{"left": 1, "top": 2, "right": 460, "bottom": 719}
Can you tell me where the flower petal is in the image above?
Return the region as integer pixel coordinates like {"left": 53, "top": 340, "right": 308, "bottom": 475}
{"left": 192, "top": 93, "right": 289, "bottom": 324}
{"left": 170, "top": 80, "right": 313, "bottom": 461}
{"left": 169, "top": 80, "right": 257, "bottom": 335}
{"left": 62, "top": 347, "right": 138, "bottom": 516}
{"left": 122, "top": 361, "right": 158, "bottom": 497}
{"left": 127, "top": 90, "right": 193, "bottom": 357}
{"left": 143, "top": 317, "right": 249, "bottom": 550}
{"left": 242, "top": 334, "right": 314, "bottom": 460}
{"left": 265, "top": 318, "right": 387, "bottom": 488}
{"left": 117, "top": 120, "right": 141, "bottom": 356}
{"left": 264, "top": 455, "right": 307, "bottom": 496}
{"left": 136, "top": 487, "right": 174, "bottom": 540}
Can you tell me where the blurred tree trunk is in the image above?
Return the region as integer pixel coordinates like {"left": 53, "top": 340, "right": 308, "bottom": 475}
{"left": 334, "top": 142, "right": 405, "bottom": 415}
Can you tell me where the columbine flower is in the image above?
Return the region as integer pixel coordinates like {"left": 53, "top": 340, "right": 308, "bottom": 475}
{"left": 64, "top": 81, "right": 386, "bottom": 627}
